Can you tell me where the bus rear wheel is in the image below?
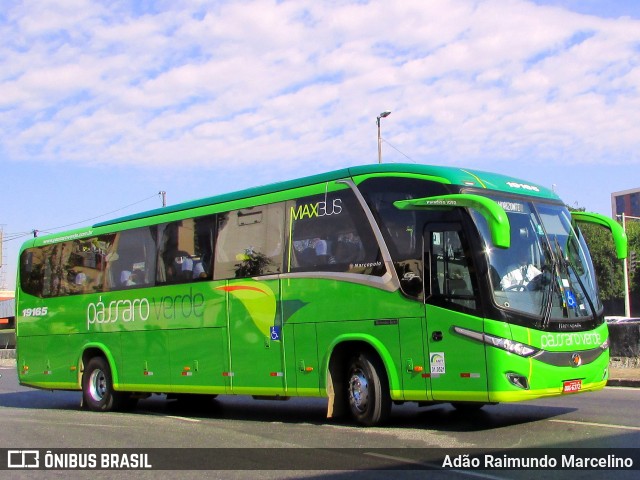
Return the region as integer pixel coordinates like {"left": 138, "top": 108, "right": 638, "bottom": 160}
{"left": 346, "top": 352, "right": 391, "bottom": 426}
{"left": 82, "top": 357, "right": 129, "bottom": 412}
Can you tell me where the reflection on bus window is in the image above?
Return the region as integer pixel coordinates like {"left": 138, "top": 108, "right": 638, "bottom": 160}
{"left": 429, "top": 229, "right": 477, "bottom": 311}
{"left": 287, "top": 188, "right": 385, "bottom": 276}
{"left": 358, "top": 176, "right": 453, "bottom": 300}
{"left": 20, "top": 234, "right": 117, "bottom": 297}
{"left": 214, "top": 203, "right": 285, "bottom": 279}
{"left": 19, "top": 216, "right": 218, "bottom": 297}
{"left": 106, "top": 227, "right": 156, "bottom": 290}
{"left": 157, "top": 216, "right": 215, "bottom": 284}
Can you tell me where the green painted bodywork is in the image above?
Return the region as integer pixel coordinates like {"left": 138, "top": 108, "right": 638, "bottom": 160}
{"left": 16, "top": 163, "right": 613, "bottom": 409}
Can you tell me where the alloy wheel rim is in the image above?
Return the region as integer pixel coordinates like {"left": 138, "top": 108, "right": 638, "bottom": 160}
{"left": 348, "top": 368, "right": 369, "bottom": 413}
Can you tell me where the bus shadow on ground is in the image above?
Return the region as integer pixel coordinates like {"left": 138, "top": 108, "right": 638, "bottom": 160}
{"left": 394, "top": 402, "right": 578, "bottom": 432}
{"left": 139, "top": 394, "right": 577, "bottom": 432}
{"left": 0, "top": 390, "right": 82, "bottom": 410}
{"left": 0, "top": 388, "right": 577, "bottom": 433}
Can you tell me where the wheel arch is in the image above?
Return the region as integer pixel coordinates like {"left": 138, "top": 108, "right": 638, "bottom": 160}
{"left": 323, "top": 334, "right": 398, "bottom": 418}
{"left": 80, "top": 343, "right": 120, "bottom": 389}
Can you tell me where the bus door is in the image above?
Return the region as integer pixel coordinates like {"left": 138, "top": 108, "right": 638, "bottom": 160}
{"left": 423, "top": 223, "right": 489, "bottom": 403}
{"left": 224, "top": 278, "right": 286, "bottom": 396}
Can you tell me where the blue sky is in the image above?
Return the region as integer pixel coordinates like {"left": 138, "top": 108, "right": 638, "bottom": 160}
{"left": 2, "top": 0, "right": 640, "bottom": 290}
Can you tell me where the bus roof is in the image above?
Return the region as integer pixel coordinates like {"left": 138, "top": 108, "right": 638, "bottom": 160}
{"left": 26, "top": 163, "right": 558, "bottom": 248}
{"left": 95, "top": 163, "right": 557, "bottom": 228}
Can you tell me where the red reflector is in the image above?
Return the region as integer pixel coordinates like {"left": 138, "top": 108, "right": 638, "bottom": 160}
{"left": 0, "top": 318, "right": 9, "bottom": 324}
{"left": 460, "top": 373, "right": 471, "bottom": 378}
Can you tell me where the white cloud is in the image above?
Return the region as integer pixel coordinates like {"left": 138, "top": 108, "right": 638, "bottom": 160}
{"left": 2, "top": 0, "right": 640, "bottom": 172}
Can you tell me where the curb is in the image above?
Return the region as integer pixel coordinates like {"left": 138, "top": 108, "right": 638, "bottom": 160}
{"left": 607, "top": 379, "right": 640, "bottom": 388}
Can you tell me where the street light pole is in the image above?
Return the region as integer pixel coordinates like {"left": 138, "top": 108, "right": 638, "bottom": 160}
{"left": 623, "top": 213, "right": 631, "bottom": 317}
{"left": 377, "top": 110, "right": 391, "bottom": 164}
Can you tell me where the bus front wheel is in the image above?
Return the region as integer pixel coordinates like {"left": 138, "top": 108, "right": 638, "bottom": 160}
{"left": 82, "top": 357, "right": 125, "bottom": 412}
{"left": 346, "top": 352, "right": 391, "bottom": 426}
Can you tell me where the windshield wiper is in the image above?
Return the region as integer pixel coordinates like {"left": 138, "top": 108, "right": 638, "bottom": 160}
{"left": 551, "top": 236, "right": 600, "bottom": 320}
{"left": 552, "top": 237, "right": 572, "bottom": 320}
{"left": 561, "top": 237, "right": 597, "bottom": 318}
{"left": 540, "top": 242, "right": 561, "bottom": 328}
{"left": 539, "top": 261, "right": 555, "bottom": 327}
{"left": 538, "top": 235, "right": 573, "bottom": 327}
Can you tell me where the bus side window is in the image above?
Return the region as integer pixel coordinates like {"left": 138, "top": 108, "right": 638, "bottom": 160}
{"left": 287, "top": 188, "right": 384, "bottom": 276}
{"left": 156, "top": 216, "right": 215, "bottom": 284}
{"left": 19, "top": 234, "right": 116, "bottom": 298}
{"left": 68, "top": 237, "right": 111, "bottom": 294}
{"left": 20, "top": 249, "right": 46, "bottom": 298}
{"left": 214, "top": 203, "right": 285, "bottom": 280}
{"left": 106, "top": 227, "right": 157, "bottom": 290}
{"left": 428, "top": 228, "right": 477, "bottom": 311}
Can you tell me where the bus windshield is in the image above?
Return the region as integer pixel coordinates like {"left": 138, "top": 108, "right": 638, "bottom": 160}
{"left": 472, "top": 198, "right": 602, "bottom": 325}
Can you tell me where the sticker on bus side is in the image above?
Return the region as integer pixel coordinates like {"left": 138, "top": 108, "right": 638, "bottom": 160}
{"left": 430, "top": 352, "right": 446, "bottom": 375}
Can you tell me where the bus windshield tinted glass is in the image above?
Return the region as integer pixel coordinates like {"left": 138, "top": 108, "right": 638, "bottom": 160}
{"left": 472, "top": 199, "right": 602, "bottom": 323}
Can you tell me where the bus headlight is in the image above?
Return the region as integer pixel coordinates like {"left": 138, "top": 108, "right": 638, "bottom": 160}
{"left": 485, "top": 334, "right": 539, "bottom": 357}
{"left": 453, "top": 327, "right": 540, "bottom": 358}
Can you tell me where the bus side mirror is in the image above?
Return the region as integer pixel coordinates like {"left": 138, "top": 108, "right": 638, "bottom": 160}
{"left": 571, "top": 212, "right": 628, "bottom": 260}
{"left": 394, "top": 194, "right": 511, "bottom": 249}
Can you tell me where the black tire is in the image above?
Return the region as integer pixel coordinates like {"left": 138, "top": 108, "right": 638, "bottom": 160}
{"left": 82, "top": 357, "right": 128, "bottom": 412}
{"left": 346, "top": 352, "right": 391, "bottom": 426}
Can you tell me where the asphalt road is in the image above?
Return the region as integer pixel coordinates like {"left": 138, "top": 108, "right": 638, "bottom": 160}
{"left": 0, "top": 364, "right": 638, "bottom": 479}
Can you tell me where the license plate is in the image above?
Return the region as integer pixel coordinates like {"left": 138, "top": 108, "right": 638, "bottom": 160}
{"left": 562, "top": 379, "right": 582, "bottom": 393}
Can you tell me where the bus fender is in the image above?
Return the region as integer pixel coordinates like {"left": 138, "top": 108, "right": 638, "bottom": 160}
{"left": 322, "top": 333, "right": 400, "bottom": 418}
{"left": 79, "top": 342, "right": 120, "bottom": 389}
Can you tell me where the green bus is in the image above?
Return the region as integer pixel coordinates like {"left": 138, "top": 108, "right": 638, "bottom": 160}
{"left": 16, "top": 163, "right": 627, "bottom": 426}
